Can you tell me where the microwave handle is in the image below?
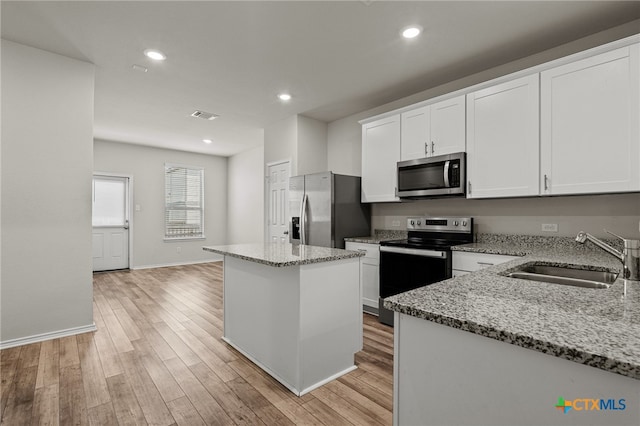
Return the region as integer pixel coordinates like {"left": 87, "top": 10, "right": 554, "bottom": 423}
{"left": 443, "top": 160, "right": 450, "bottom": 187}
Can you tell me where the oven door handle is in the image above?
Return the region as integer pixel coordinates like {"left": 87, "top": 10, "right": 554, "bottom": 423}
{"left": 380, "top": 246, "right": 446, "bottom": 258}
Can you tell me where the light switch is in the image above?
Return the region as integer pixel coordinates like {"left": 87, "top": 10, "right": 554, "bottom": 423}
{"left": 135, "top": 204, "right": 141, "bottom": 212}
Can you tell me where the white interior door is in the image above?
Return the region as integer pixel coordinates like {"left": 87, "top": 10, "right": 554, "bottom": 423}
{"left": 92, "top": 175, "right": 130, "bottom": 271}
{"left": 267, "top": 161, "right": 290, "bottom": 243}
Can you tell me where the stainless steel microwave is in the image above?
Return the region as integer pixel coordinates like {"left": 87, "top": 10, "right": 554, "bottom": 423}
{"left": 397, "top": 152, "right": 466, "bottom": 199}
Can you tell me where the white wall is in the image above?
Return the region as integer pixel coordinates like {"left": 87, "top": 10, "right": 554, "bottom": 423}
{"left": 326, "top": 20, "right": 640, "bottom": 238}
{"left": 94, "top": 140, "right": 227, "bottom": 268}
{"left": 297, "top": 115, "right": 327, "bottom": 175}
{"left": 264, "top": 115, "right": 297, "bottom": 174}
{"left": 228, "top": 144, "right": 265, "bottom": 244}
{"left": 1, "top": 41, "right": 95, "bottom": 346}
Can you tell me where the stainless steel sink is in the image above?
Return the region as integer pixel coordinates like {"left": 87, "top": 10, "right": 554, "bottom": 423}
{"left": 505, "top": 264, "right": 618, "bottom": 289}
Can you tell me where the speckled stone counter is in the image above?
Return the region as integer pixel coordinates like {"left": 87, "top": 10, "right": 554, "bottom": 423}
{"left": 203, "top": 242, "right": 364, "bottom": 267}
{"left": 384, "top": 234, "right": 640, "bottom": 380}
{"left": 344, "top": 229, "right": 407, "bottom": 244}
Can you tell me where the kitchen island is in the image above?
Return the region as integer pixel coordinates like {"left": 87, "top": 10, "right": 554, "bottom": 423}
{"left": 203, "top": 242, "right": 364, "bottom": 396}
{"left": 385, "top": 235, "right": 640, "bottom": 426}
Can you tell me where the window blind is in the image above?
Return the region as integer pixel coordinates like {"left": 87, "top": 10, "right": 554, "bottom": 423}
{"left": 164, "top": 164, "right": 204, "bottom": 239}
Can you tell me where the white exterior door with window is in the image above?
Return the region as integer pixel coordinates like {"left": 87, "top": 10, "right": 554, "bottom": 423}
{"left": 92, "top": 175, "right": 130, "bottom": 271}
{"left": 267, "top": 161, "right": 290, "bottom": 243}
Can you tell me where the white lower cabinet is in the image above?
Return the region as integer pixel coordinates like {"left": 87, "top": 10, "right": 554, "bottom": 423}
{"left": 452, "top": 251, "right": 519, "bottom": 276}
{"left": 346, "top": 242, "right": 380, "bottom": 314}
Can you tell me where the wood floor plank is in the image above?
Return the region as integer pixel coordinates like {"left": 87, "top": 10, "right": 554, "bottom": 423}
{"left": 0, "top": 346, "right": 22, "bottom": 418}
{"left": 224, "top": 377, "right": 295, "bottom": 426}
{"left": 189, "top": 362, "right": 261, "bottom": 425}
{"left": 31, "top": 383, "right": 59, "bottom": 426}
{"left": 163, "top": 357, "right": 234, "bottom": 426}
{"left": 118, "top": 350, "right": 175, "bottom": 426}
{"left": 1, "top": 365, "right": 38, "bottom": 425}
{"left": 0, "top": 262, "right": 394, "bottom": 425}
{"left": 92, "top": 304, "right": 125, "bottom": 378}
{"left": 166, "top": 396, "right": 206, "bottom": 426}
{"left": 105, "top": 373, "right": 147, "bottom": 426}
{"left": 173, "top": 328, "right": 238, "bottom": 382}
{"left": 59, "top": 365, "right": 89, "bottom": 425}
{"left": 301, "top": 397, "right": 354, "bottom": 426}
{"left": 112, "top": 307, "right": 142, "bottom": 341}
{"left": 35, "top": 340, "right": 59, "bottom": 389}
{"left": 87, "top": 402, "right": 118, "bottom": 426}
{"left": 131, "top": 339, "right": 185, "bottom": 403}
{"left": 58, "top": 336, "right": 80, "bottom": 368}
{"left": 76, "top": 333, "right": 111, "bottom": 408}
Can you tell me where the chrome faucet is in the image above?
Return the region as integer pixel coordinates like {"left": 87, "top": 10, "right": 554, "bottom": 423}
{"left": 576, "top": 230, "right": 640, "bottom": 281}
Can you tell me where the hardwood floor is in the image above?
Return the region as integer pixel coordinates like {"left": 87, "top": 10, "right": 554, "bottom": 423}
{"left": 1, "top": 262, "right": 394, "bottom": 425}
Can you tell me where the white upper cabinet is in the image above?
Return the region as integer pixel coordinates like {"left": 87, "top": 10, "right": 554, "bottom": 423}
{"left": 361, "top": 114, "right": 401, "bottom": 202}
{"left": 540, "top": 45, "right": 640, "bottom": 195}
{"left": 466, "top": 74, "right": 540, "bottom": 198}
{"left": 400, "top": 95, "right": 466, "bottom": 161}
{"left": 400, "top": 105, "right": 430, "bottom": 161}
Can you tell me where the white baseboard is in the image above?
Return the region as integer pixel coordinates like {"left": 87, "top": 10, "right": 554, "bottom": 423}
{"left": 0, "top": 323, "right": 97, "bottom": 350}
{"left": 132, "top": 257, "right": 222, "bottom": 270}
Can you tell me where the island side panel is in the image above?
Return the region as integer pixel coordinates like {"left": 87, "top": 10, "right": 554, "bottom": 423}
{"left": 223, "top": 255, "right": 301, "bottom": 392}
{"left": 394, "top": 312, "right": 640, "bottom": 426}
{"left": 299, "top": 257, "right": 362, "bottom": 393}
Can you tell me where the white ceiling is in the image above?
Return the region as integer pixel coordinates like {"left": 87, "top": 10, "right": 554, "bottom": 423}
{"left": 2, "top": 1, "right": 639, "bottom": 157}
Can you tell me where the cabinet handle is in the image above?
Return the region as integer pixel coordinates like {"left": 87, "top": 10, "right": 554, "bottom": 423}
{"left": 468, "top": 181, "right": 472, "bottom": 195}
{"left": 431, "top": 141, "right": 435, "bottom": 155}
{"left": 477, "top": 262, "right": 495, "bottom": 267}
{"left": 544, "top": 174, "right": 549, "bottom": 191}
{"left": 424, "top": 142, "right": 428, "bottom": 156}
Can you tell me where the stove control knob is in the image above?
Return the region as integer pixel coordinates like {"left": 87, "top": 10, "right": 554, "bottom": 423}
{"left": 410, "top": 220, "right": 415, "bottom": 226}
{"left": 454, "top": 220, "right": 459, "bottom": 226}
{"left": 417, "top": 220, "right": 421, "bottom": 226}
{"left": 462, "top": 220, "right": 468, "bottom": 227}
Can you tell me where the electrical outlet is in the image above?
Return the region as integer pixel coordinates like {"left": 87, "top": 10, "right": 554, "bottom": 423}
{"left": 541, "top": 223, "right": 558, "bottom": 233}
{"left": 391, "top": 220, "right": 401, "bottom": 227}
{"left": 135, "top": 204, "right": 141, "bottom": 212}
{"left": 176, "top": 246, "right": 181, "bottom": 253}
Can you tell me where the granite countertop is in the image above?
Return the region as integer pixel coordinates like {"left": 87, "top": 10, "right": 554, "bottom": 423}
{"left": 345, "top": 229, "right": 407, "bottom": 244}
{"left": 203, "top": 243, "right": 364, "bottom": 267}
{"left": 384, "top": 234, "right": 640, "bottom": 380}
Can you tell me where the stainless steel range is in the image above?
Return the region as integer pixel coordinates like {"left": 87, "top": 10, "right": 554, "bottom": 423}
{"left": 378, "top": 217, "right": 474, "bottom": 326}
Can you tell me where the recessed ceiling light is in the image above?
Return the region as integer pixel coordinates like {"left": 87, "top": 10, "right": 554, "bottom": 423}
{"left": 203, "top": 139, "right": 213, "bottom": 144}
{"left": 144, "top": 49, "right": 166, "bottom": 61}
{"left": 278, "top": 93, "right": 292, "bottom": 101}
{"left": 401, "top": 26, "right": 422, "bottom": 39}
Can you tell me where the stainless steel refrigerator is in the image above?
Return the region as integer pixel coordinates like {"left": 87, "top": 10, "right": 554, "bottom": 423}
{"left": 289, "top": 172, "right": 371, "bottom": 249}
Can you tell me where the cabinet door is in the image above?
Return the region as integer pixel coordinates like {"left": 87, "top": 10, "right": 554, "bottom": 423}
{"left": 430, "top": 95, "right": 466, "bottom": 156}
{"left": 361, "top": 115, "right": 401, "bottom": 202}
{"left": 466, "top": 74, "right": 540, "bottom": 198}
{"left": 362, "top": 260, "right": 380, "bottom": 310}
{"left": 400, "top": 105, "right": 430, "bottom": 161}
{"left": 541, "top": 45, "right": 640, "bottom": 195}
{"left": 452, "top": 251, "right": 519, "bottom": 272}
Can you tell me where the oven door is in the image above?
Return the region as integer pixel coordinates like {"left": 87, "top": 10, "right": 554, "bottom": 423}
{"left": 378, "top": 246, "right": 451, "bottom": 326}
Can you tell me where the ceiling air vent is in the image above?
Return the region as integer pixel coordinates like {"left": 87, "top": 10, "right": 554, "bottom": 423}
{"left": 190, "top": 110, "right": 219, "bottom": 121}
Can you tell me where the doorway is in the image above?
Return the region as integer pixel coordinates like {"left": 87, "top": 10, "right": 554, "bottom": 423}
{"left": 266, "top": 160, "right": 290, "bottom": 243}
{"left": 92, "top": 174, "right": 131, "bottom": 271}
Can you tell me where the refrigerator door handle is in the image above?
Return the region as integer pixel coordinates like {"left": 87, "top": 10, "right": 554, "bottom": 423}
{"left": 300, "top": 193, "right": 308, "bottom": 245}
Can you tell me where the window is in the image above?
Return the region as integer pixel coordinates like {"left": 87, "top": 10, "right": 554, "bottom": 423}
{"left": 164, "top": 163, "right": 204, "bottom": 240}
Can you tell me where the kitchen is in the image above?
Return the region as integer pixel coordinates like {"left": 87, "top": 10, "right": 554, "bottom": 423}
{"left": 2, "top": 1, "right": 640, "bottom": 425}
